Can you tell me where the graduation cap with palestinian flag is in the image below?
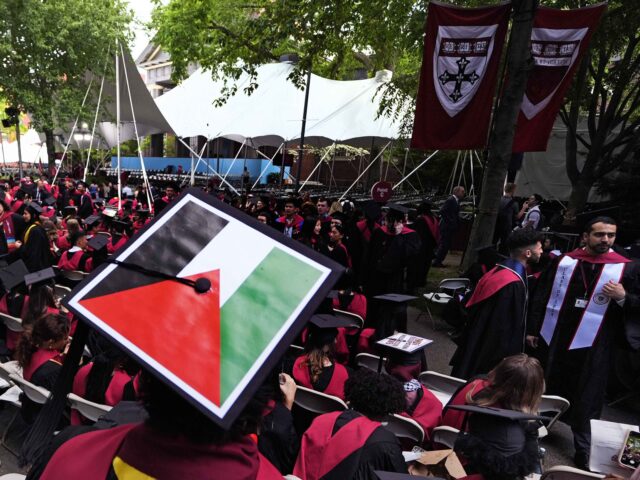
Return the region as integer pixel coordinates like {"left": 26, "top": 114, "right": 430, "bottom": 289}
{"left": 63, "top": 188, "right": 343, "bottom": 428}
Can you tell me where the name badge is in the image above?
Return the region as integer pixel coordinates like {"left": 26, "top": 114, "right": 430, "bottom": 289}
{"left": 575, "top": 298, "right": 588, "bottom": 309}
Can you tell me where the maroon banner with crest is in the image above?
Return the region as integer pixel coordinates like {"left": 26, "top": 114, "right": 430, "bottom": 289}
{"left": 513, "top": 3, "right": 606, "bottom": 152}
{"left": 411, "top": 1, "right": 511, "bottom": 150}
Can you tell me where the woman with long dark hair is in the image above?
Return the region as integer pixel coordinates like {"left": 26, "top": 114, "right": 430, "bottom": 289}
{"left": 19, "top": 202, "right": 52, "bottom": 272}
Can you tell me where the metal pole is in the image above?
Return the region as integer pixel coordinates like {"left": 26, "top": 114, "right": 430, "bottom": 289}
{"left": 177, "top": 137, "right": 239, "bottom": 194}
{"left": 115, "top": 43, "right": 122, "bottom": 209}
{"left": 392, "top": 150, "right": 439, "bottom": 190}
{"left": 221, "top": 139, "right": 246, "bottom": 184}
{"left": 328, "top": 143, "right": 336, "bottom": 192}
{"left": 295, "top": 68, "right": 312, "bottom": 190}
{"left": 253, "top": 143, "right": 283, "bottom": 190}
{"left": 279, "top": 142, "right": 287, "bottom": 190}
{"left": 299, "top": 146, "right": 334, "bottom": 192}
{"left": 0, "top": 132, "right": 5, "bottom": 168}
{"left": 400, "top": 148, "right": 409, "bottom": 191}
{"left": 16, "top": 122, "right": 23, "bottom": 179}
{"left": 339, "top": 141, "right": 390, "bottom": 201}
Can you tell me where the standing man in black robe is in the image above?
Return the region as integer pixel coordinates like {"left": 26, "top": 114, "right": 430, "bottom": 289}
{"left": 433, "top": 186, "right": 465, "bottom": 268}
{"left": 450, "top": 229, "right": 543, "bottom": 379}
{"left": 527, "top": 216, "right": 640, "bottom": 470}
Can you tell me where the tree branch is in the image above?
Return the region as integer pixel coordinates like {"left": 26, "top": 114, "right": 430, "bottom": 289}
{"left": 209, "top": 22, "right": 279, "bottom": 61}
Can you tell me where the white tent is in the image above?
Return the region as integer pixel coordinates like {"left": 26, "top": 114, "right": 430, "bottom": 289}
{"left": 155, "top": 62, "right": 405, "bottom": 147}
{"left": 0, "top": 129, "right": 48, "bottom": 165}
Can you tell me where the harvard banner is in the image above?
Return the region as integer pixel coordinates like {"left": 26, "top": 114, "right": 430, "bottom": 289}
{"left": 411, "top": 1, "right": 511, "bottom": 150}
{"left": 513, "top": 3, "right": 606, "bottom": 152}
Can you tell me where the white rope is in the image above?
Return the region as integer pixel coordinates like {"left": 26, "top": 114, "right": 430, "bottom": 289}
{"left": 177, "top": 138, "right": 239, "bottom": 194}
{"left": 393, "top": 150, "right": 439, "bottom": 190}
{"left": 253, "top": 143, "right": 283, "bottom": 189}
{"left": 120, "top": 42, "right": 153, "bottom": 210}
{"left": 83, "top": 72, "right": 106, "bottom": 182}
{"left": 221, "top": 139, "right": 246, "bottom": 184}
{"left": 299, "top": 144, "right": 334, "bottom": 192}
{"left": 52, "top": 78, "right": 94, "bottom": 184}
{"left": 339, "top": 142, "right": 390, "bottom": 201}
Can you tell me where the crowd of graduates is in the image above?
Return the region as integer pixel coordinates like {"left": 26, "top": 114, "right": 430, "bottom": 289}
{"left": 0, "top": 173, "right": 636, "bottom": 479}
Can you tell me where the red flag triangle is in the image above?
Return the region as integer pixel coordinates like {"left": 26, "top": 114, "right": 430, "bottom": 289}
{"left": 79, "top": 269, "right": 221, "bottom": 406}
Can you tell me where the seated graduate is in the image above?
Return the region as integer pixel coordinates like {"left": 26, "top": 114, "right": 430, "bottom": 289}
{"left": 39, "top": 370, "right": 283, "bottom": 480}
{"left": 293, "top": 368, "right": 408, "bottom": 480}
{"left": 57, "top": 231, "right": 97, "bottom": 272}
{"left": 71, "top": 336, "right": 138, "bottom": 425}
{"left": 385, "top": 349, "right": 442, "bottom": 442}
{"left": 55, "top": 218, "right": 80, "bottom": 252}
{"left": 257, "top": 371, "right": 299, "bottom": 475}
{"left": 292, "top": 314, "right": 351, "bottom": 399}
{"left": 441, "top": 354, "right": 545, "bottom": 432}
{"left": 16, "top": 313, "right": 70, "bottom": 423}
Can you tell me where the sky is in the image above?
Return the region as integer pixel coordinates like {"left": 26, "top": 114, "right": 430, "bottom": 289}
{"left": 129, "top": 0, "right": 159, "bottom": 59}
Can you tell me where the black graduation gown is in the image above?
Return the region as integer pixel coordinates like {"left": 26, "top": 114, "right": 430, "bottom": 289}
{"left": 408, "top": 215, "right": 438, "bottom": 289}
{"left": 258, "top": 403, "right": 299, "bottom": 475}
{"left": 22, "top": 360, "right": 61, "bottom": 423}
{"left": 21, "top": 223, "right": 52, "bottom": 272}
{"left": 450, "top": 278, "right": 527, "bottom": 379}
{"left": 528, "top": 257, "right": 640, "bottom": 431}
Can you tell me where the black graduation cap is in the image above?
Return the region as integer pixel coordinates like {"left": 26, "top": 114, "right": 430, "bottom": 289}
{"left": 0, "top": 260, "right": 29, "bottom": 290}
{"left": 24, "top": 267, "right": 57, "bottom": 288}
{"left": 363, "top": 200, "right": 382, "bottom": 221}
{"left": 87, "top": 234, "right": 109, "bottom": 251}
{"left": 43, "top": 196, "right": 57, "bottom": 207}
{"left": 112, "top": 219, "right": 131, "bottom": 233}
{"left": 326, "top": 290, "right": 340, "bottom": 299}
{"left": 84, "top": 215, "right": 101, "bottom": 228}
{"left": 375, "top": 472, "right": 445, "bottom": 480}
{"left": 307, "top": 314, "right": 353, "bottom": 348}
{"left": 63, "top": 206, "right": 77, "bottom": 216}
{"left": 373, "top": 293, "right": 417, "bottom": 303}
{"left": 384, "top": 203, "right": 411, "bottom": 215}
{"left": 446, "top": 404, "right": 545, "bottom": 422}
{"left": 20, "top": 184, "right": 36, "bottom": 197}
{"left": 26, "top": 201, "right": 43, "bottom": 215}
{"left": 309, "top": 313, "right": 359, "bottom": 329}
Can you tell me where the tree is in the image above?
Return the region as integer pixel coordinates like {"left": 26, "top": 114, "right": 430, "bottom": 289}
{"left": 557, "top": 1, "right": 640, "bottom": 222}
{"left": 0, "top": 0, "right": 133, "bottom": 163}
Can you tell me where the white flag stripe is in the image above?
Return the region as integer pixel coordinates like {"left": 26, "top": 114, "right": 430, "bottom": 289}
{"left": 177, "top": 219, "right": 273, "bottom": 306}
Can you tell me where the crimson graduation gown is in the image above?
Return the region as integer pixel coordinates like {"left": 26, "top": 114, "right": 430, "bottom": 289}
{"left": 293, "top": 410, "right": 407, "bottom": 480}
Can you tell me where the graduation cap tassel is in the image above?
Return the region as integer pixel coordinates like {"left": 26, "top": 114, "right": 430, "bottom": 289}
{"left": 19, "top": 321, "right": 90, "bottom": 467}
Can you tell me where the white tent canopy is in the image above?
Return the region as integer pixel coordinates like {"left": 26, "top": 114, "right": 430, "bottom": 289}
{"left": 156, "top": 62, "right": 405, "bottom": 148}
{"left": 0, "top": 129, "right": 48, "bottom": 165}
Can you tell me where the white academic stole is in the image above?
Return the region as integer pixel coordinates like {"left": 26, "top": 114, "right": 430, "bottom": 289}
{"left": 540, "top": 255, "right": 625, "bottom": 350}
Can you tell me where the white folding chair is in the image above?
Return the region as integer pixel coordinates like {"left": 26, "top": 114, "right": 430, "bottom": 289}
{"left": 431, "top": 425, "right": 460, "bottom": 448}
{"left": 422, "top": 278, "right": 470, "bottom": 328}
{"left": 288, "top": 344, "right": 304, "bottom": 357}
{"left": 53, "top": 284, "right": 72, "bottom": 302}
{"left": 293, "top": 386, "right": 347, "bottom": 415}
{"left": 418, "top": 370, "right": 466, "bottom": 406}
{"left": 0, "top": 361, "right": 21, "bottom": 387}
{"left": 539, "top": 395, "right": 571, "bottom": 431}
{"left": 67, "top": 393, "right": 113, "bottom": 423}
{"left": 0, "top": 474, "right": 27, "bottom": 480}
{"left": 0, "top": 363, "right": 22, "bottom": 455}
{"left": 381, "top": 414, "right": 425, "bottom": 444}
{"left": 540, "top": 466, "right": 605, "bottom": 479}
{"left": 355, "top": 353, "right": 388, "bottom": 374}
{"left": 332, "top": 309, "right": 364, "bottom": 329}
{"left": 9, "top": 373, "right": 51, "bottom": 406}
{"left": 0, "top": 313, "right": 23, "bottom": 335}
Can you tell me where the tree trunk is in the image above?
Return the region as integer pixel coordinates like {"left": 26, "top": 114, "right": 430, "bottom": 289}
{"left": 44, "top": 128, "right": 56, "bottom": 164}
{"left": 461, "top": 0, "right": 537, "bottom": 272}
{"left": 564, "top": 175, "right": 593, "bottom": 224}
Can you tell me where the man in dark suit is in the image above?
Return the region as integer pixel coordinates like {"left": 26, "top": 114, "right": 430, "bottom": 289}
{"left": 433, "top": 185, "right": 465, "bottom": 267}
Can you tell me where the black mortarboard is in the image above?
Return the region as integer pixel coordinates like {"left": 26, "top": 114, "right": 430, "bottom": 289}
{"left": 385, "top": 203, "right": 411, "bottom": 215}
{"left": 20, "top": 184, "right": 36, "bottom": 197}
{"left": 84, "top": 215, "right": 101, "bottom": 228}
{"left": 326, "top": 290, "right": 340, "bottom": 299}
{"left": 112, "top": 219, "right": 131, "bottom": 233}
{"left": 26, "top": 202, "right": 43, "bottom": 215}
{"left": 309, "top": 313, "right": 359, "bottom": 329}
{"left": 375, "top": 472, "right": 445, "bottom": 480}
{"left": 363, "top": 200, "right": 382, "bottom": 221}
{"left": 63, "top": 206, "right": 77, "bottom": 216}
{"left": 373, "top": 293, "right": 417, "bottom": 303}
{"left": 24, "top": 267, "right": 57, "bottom": 287}
{"left": 87, "top": 234, "right": 109, "bottom": 251}
{"left": 43, "top": 196, "right": 57, "bottom": 207}
{"left": 330, "top": 211, "right": 346, "bottom": 223}
{"left": 0, "top": 260, "right": 29, "bottom": 290}
{"left": 446, "top": 404, "right": 545, "bottom": 421}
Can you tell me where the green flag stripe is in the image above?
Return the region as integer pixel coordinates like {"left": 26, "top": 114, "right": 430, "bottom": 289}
{"left": 220, "top": 247, "right": 323, "bottom": 402}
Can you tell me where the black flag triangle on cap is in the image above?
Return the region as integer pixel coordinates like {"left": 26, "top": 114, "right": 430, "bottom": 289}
{"left": 64, "top": 188, "right": 342, "bottom": 428}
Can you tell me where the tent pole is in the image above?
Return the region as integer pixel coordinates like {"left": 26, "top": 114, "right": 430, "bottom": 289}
{"left": 470, "top": 150, "right": 476, "bottom": 207}
{"left": 392, "top": 150, "right": 439, "bottom": 191}
{"left": 457, "top": 151, "right": 467, "bottom": 189}
{"left": 190, "top": 142, "right": 196, "bottom": 186}
{"left": 83, "top": 73, "right": 106, "bottom": 182}
{"left": 295, "top": 68, "right": 312, "bottom": 191}
{"left": 328, "top": 142, "right": 336, "bottom": 192}
{"left": 119, "top": 42, "right": 153, "bottom": 210}
{"left": 177, "top": 137, "right": 238, "bottom": 194}
{"left": 447, "top": 152, "right": 460, "bottom": 194}
{"left": 400, "top": 148, "right": 409, "bottom": 191}
{"left": 189, "top": 141, "right": 209, "bottom": 179}
{"left": 221, "top": 139, "right": 246, "bottom": 185}
{"left": 279, "top": 142, "right": 287, "bottom": 190}
{"left": 0, "top": 132, "right": 5, "bottom": 168}
{"left": 206, "top": 136, "right": 211, "bottom": 182}
{"left": 339, "top": 141, "right": 390, "bottom": 202}
{"left": 389, "top": 160, "right": 419, "bottom": 194}
{"left": 252, "top": 143, "right": 283, "bottom": 189}
{"left": 115, "top": 43, "right": 122, "bottom": 209}
{"left": 299, "top": 146, "right": 334, "bottom": 192}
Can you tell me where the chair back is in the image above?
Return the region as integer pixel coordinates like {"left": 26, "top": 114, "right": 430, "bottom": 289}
{"left": 431, "top": 425, "right": 460, "bottom": 448}
{"left": 0, "top": 474, "right": 27, "bottom": 480}
{"left": 53, "top": 284, "right": 72, "bottom": 302}
{"left": 418, "top": 371, "right": 466, "bottom": 406}
{"left": 438, "top": 278, "right": 470, "bottom": 296}
{"left": 67, "top": 393, "right": 112, "bottom": 423}
{"left": 293, "top": 386, "right": 347, "bottom": 415}
{"left": 9, "top": 374, "right": 50, "bottom": 405}
{"left": 0, "top": 313, "right": 23, "bottom": 334}
{"left": 0, "top": 362, "right": 21, "bottom": 386}
{"left": 62, "top": 270, "right": 87, "bottom": 282}
{"left": 355, "top": 353, "right": 388, "bottom": 374}
{"left": 540, "top": 466, "right": 605, "bottom": 479}
{"left": 332, "top": 309, "right": 364, "bottom": 329}
{"left": 539, "top": 395, "right": 571, "bottom": 430}
{"left": 381, "top": 414, "right": 425, "bottom": 444}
